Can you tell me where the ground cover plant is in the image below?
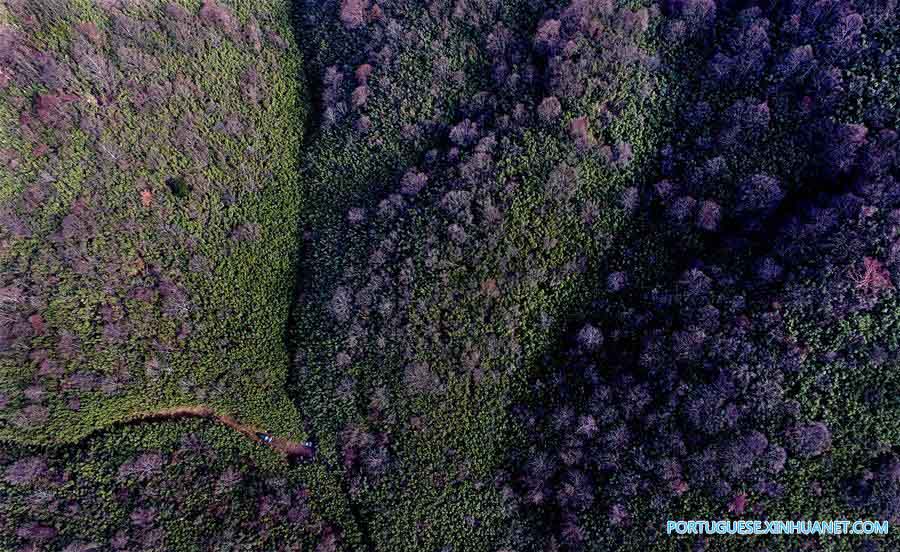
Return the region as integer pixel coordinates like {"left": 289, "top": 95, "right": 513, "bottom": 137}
{"left": 1, "top": 0, "right": 900, "bottom": 550}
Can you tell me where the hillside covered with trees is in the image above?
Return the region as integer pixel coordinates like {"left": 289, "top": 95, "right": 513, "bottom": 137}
{"left": 1, "top": 0, "right": 899, "bottom": 550}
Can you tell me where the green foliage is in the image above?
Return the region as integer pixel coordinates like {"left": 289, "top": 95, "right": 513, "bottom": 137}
{"left": 0, "top": 0, "right": 308, "bottom": 444}
{"left": 1, "top": 1, "right": 899, "bottom": 550}
{"left": 0, "top": 419, "right": 362, "bottom": 550}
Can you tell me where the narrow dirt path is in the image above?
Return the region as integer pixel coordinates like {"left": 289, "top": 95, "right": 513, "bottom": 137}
{"left": 120, "top": 406, "right": 315, "bottom": 461}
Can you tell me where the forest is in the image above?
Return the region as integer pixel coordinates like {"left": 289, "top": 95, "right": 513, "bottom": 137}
{"left": 1, "top": 0, "right": 899, "bottom": 550}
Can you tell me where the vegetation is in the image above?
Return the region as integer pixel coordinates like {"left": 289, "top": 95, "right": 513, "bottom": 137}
{"left": 1, "top": 0, "right": 899, "bottom": 550}
{"left": 1, "top": 418, "right": 362, "bottom": 550}
{"left": 0, "top": 0, "right": 308, "bottom": 444}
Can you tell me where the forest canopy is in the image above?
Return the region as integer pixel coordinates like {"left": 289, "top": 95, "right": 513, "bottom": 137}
{"left": 0, "top": 0, "right": 307, "bottom": 444}
{"left": 2, "top": 0, "right": 900, "bottom": 551}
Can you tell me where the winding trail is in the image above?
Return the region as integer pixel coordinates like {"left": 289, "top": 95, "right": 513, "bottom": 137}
{"left": 118, "top": 406, "right": 315, "bottom": 461}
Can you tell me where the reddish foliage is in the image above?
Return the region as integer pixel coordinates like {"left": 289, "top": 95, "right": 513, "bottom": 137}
{"left": 852, "top": 257, "right": 894, "bottom": 296}
{"left": 339, "top": 0, "right": 370, "bottom": 30}
{"left": 28, "top": 313, "right": 45, "bottom": 335}
{"left": 538, "top": 96, "right": 561, "bottom": 122}
{"left": 355, "top": 63, "right": 373, "bottom": 84}
{"left": 728, "top": 493, "right": 748, "bottom": 515}
{"left": 200, "top": 0, "right": 238, "bottom": 34}
{"left": 75, "top": 21, "right": 103, "bottom": 44}
{"left": 568, "top": 116, "right": 594, "bottom": 151}
{"left": 34, "top": 91, "right": 79, "bottom": 127}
